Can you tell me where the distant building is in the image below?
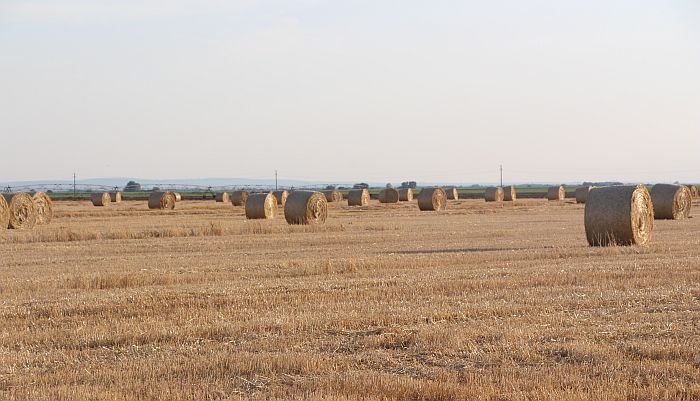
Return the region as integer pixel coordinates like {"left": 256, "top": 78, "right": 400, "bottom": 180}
{"left": 124, "top": 181, "right": 142, "bottom": 192}
{"left": 353, "top": 183, "right": 369, "bottom": 189}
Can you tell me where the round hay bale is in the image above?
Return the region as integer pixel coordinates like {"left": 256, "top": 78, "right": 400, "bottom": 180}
{"left": 148, "top": 192, "right": 176, "bottom": 210}
{"left": 575, "top": 186, "right": 592, "bottom": 204}
{"left": 245, "top": 192, "right": 276, "bottom": 219}
{"left": 174, "top": 193, "right": 182, "bottom": 202}
{"left": 378, "top": 188, "right": 399, "bottom": 203}
{"left": 110, "top": 192, "right": 122, "bottom": 203}
{"left": 398, "top": 188, "right": 414, "bottom": 202}
{"left": 347, "top": 189, "right": 370, "bottom": 206}
{"left": 650, "top": 184, "right": 691, "bottom": 220}
{"left": 231, "top": 191, "right": 250, "bottom": 206}
{"left": 503, "top": 186, "right": 517, "bottom": 202}
{"left": 547, "top": 186, "right": 565, "bottom": 201}
{"left": 32, "top": 192, "right": 53, "bottom": 225}
{"left": 0, "top": 195, "right": 10, "bottom": 230}
{"left": 584, "top": 185, "right": 653, "bottom": 246}
{"left": 484, "top": 187, "right": 504, "bottom": 202}
{"left": 445, "top": 187, "right": 459, "bottom": 200}
{"left": 273, "top": 190, "right": 289, "bottom": 207}
{"left": 91, "top": 192, "right": 111, "bottom": 207}
{"left": 284, "top": 191, "right": 327, "bottom": 225}
{"left": 417, "top": 187, "right": 447, "bottom": 211}
{"left": 685, "top": 185, "right": 698, "bottom": 198}
{"left": 215, "top": 192, "right": 230, "bottom": 203}
{"left": 3, "top": 193, "right": 37, "bottom": 230}
{"left": 322, "top": 190, "right": 343, "bottom": 203}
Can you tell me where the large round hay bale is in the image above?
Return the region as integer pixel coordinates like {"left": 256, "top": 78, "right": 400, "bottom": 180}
{"left": 273, "top": 190, "right": 289, "bottom": 207}
{"left": 398, "top": 188, "right": 414, "bottom": 202}
{"left": 445, "top": 187, "right": 459, "bottom": 200}
{"left": 91, "top": 192, "right": 111, "bottom": 207}
{"left": 650, "top": 184, "right": 692, "bottom": 220}
{"left": 231, "top": 191, "right": 250, "bottom": 206}
{"left": 322, "top": 190, "right": 343, "bottom": 203}
{"left": 378, "top": 188, "right": 399, "bottom": 203}
{"left": 347, "top": 189, "right": 370, "bottom": 206}
{"left": 32, "top": 192, "right": 53, "bottom": 225}
{"left": 110, "top": 192, "right": 122, "bottom": 203}
{"left": 417, "top": 187, "right": 447, "bottom": 211}
{"left": 0, "top": 196, "right": 9, "bottom": 230}
{"left": 284, "top": 191, "right": 327, "bottom": 225}
{"left": 215, "top": 192, "right": 230, "bottom": 203}
{"left": 3, "top": 193, "right": 37, "bottom": 230}
{"left": 685, "top": 185, "right": 698, "bottom": 199}
{"left": 174, "top": 193, "right": 182, "bottom": 202}
{"left": 245, "top": 192, "right": 276, "bottom": 219}
{"left": 547, "top": 186, "right": 565, "bottom": 201}
{"left": 584, "top": 185, "right": 653, "bottom": 246}
{"left": 503, "top": 186, "right": 516, "bottom": 201}
{"left": 575, "top": 186, "right": 592, "bottom": 204}
{"left": 484, "top": 187, "right": 504, "bottom": 202}
{"left": 148, "top": 192, "right": 176, "bottom": 210}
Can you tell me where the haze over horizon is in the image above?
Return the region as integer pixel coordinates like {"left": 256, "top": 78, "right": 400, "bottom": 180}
{"left": 2, "top": 0, "right": 699, "bottom": 184}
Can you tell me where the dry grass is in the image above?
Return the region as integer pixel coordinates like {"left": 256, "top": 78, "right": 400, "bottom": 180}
{"left": 1, "top": 199, "right": 699, "bottom": 400}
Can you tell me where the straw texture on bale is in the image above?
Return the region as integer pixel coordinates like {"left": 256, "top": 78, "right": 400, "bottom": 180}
{"left": 148, "top": 192, "right": 176, "bottom": 210}
{"left": 91, "top": 192, "right": 111, "bottom": 207}
{"left": 575, "top": 186, "right": 592, "bottom": 204}
{"left": 378, "top": 188, "right": 400, "bottom": 203}
{"left": 245, "top": 192, "right": 276, "bottom": 220}
{"left": 231, "top": 191, "right": 250, "bottom": 206}
{"left": 398, "top": 188, "right": 414, "bottom": 202}
{"left": 650, "top": 184, "right": 692, "bottom": 220}
{"left": 110, "top": 192, "right": 122, "bottom": 203}
{"left": 547, "top": 186, "right": 565, "bottom": 201}
{"left": 284, "top": 191, "right": 327, "bottom": 225}
{"left": 685, "top": 185, "right": 698, "bottom": 199}
{"left": 174, "top": 193, "right": 182, "bottom": 202}
{"left": 484, "top": 187, "right": 504, "bottom": 202}
{"left": 347, "top": 189, "right": 370, "bottom": 206}
{"left": 417, "top": 187, "right": 447, "bottom": 211}
{"left": 32, "top": 192, "right": 53, "bottom": 225}
{"left": 322, "top": 190, "right": 343, "bottom": 203}
{"left": 0, "top": 196, "right": 8, "bottom": 230}
{"left": 503, "top": 186, "right": 516, "bottom": 202}
{"left": 215, "top": 192, "right": 230, "bottom": 203}
{"left": 445, "top": 187, "right": 459, "bottom": 200}
{"left": 273, "top": 191, "right": 289, "bottom": 206}
{"left": 3, "top": 193, "right": 37, "bottom": 230}
{"left": 584, "top": 185, "right": 653, "bottom": 246}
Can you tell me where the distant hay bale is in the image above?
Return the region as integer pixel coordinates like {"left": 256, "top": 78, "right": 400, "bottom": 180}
{"left": 686, "top": 185, "right": 698, "bottom": 198}
{"left": 322, "top": 190, "right": 343, "bottom": 203}
{"left": 215, "top": 192, "right": 230, "bottom": 203}
{"left": 650, "top": 184, "right": 692, "bottom": 220}
{"left": 547, "top": 186, "right": 565, "bottom": 201}
{"left": 0, "top": 195, "right": 9, "bottom": 230}
{"left": 378, "top": 188, "right": 399, "bottom": 203}
{"left": 584, "top": 185, "right": 653, "bottom": 246}
{"left": 245, "top": 192, "right": 276, "bottom": 219}
{"left": 110, "top": 192, "right": 122, "bottom": 203}
{"left": 3, "top": 193, "right": 37, "bottom": 230}
{"left": 484, "top": 187, "right": 504, "bottom": 202}
{"left": 417, "top": 187, "right": 447, "bottom": 211}
{"left": 284, "top": 191, "right": 327, "bottom": 225}
{"left": 174, "top": 193, "right": 182, "bottom": 202}
{"left": 32, "top": 192, "right": 53, "bottom": 225}
{"left": 91, "top": 192, "right": 111, "bottom": 207}
{"left": 231, "top": 191, "right": 250, "bottom": 206}
{"left": 273, "top": 190, "right": 289, "bottom": 207}
{"left": 503, "top": 186, "right": 516, "bottom": 201}
{"left": 398, "top": 188, "right": 414, "bottom": 202}
{"left": 575, "top": 186, "right": 592, "bottom": 204}
{"left": 445, "top": 187, "right": 459, "bottom": 200}
{"left": 148, "top": 192, "right": 176, "bottom": 210}
{"left": 347, "top": 189, "right": 370, "bottom": 206}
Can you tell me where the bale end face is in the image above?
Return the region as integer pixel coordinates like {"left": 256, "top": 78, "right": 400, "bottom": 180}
{"left": 284, "top": 191, "right": 328, "bottom": 225}
{"left": 3, "top": 193, "right": 37, "bottom": 230}
{"left": 32, "top": 192, "right": 54, "bottom": 225}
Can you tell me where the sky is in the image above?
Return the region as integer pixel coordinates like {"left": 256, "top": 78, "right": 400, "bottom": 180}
{"left": 1, "top": 0, "right": 699, "bottom": 185}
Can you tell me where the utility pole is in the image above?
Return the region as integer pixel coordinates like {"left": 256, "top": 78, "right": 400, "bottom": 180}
{"left": 499, "top": 165, "right": 503, "bottom": 187}
{"left": 275, "top": 170, "right": 278, "bottom": 191}
{"left": 73, "top": 172, "right": 76, "bottom": 197}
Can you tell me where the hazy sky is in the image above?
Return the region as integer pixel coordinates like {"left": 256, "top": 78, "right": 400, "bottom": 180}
{"left": 1, "top": 0, "right": 699, "bottom": 184}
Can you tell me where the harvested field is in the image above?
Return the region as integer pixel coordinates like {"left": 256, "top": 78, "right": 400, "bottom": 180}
{"left": 1, "top": 198, "right": 699, "bottom": 400}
